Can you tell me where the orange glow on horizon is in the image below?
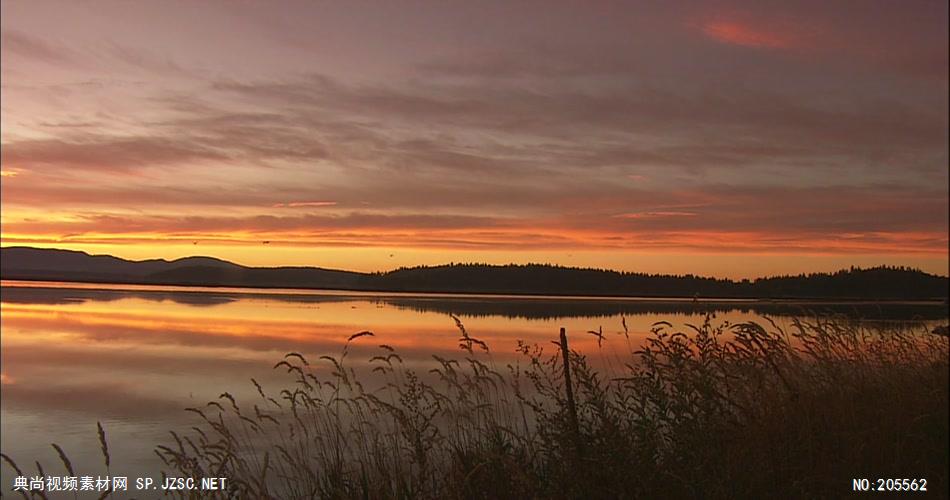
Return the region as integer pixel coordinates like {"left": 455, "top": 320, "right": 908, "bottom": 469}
{"left": 1, "top": 240, "right": 947, "bottom": 280}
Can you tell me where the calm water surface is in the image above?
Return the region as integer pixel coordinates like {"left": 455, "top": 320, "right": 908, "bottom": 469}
{"left": 1, "top": 280, "right": 945, "bottom": 484}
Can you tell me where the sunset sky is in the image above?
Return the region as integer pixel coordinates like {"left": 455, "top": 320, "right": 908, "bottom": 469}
{"left": 1, "top": 1, "right": 947, "bottom": 278}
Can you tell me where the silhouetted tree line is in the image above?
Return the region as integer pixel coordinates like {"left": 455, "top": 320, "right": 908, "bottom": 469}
{"left": 369, "top": 263, "right": 948, "bottom": 299}
{"left": 3, "top": 247, "right": 945, "bottom": 300}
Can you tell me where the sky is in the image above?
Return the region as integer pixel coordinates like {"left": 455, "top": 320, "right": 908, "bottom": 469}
{"left": 1, "top": 0, "right": 947, "bottom": 279}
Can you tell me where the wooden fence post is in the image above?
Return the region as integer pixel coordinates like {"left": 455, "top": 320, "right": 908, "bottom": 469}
{"left": 559, "top": 327, "right": 581, "bottom": 457}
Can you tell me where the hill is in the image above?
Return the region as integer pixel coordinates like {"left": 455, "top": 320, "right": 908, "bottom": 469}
{"left": 1, "top": 246, "right": 946, "bottom": 300}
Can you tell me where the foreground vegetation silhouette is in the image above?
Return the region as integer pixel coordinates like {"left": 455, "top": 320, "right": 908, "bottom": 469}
{"left": 4, "top": 316, "right": 948, "bottom": 498}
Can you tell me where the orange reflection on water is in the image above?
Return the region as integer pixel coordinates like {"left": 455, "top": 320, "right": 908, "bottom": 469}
{"left": 0, "top": 280, "right": 828, "bottom": 481}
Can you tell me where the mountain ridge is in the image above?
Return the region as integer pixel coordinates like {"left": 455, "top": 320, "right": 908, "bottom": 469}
{"left": 1, "top": 246, "right": 946, "bottom": 300}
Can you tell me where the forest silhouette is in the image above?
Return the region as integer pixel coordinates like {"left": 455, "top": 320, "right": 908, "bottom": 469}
{"left": 2, "top": 247, "right": 947, "bottom": 300}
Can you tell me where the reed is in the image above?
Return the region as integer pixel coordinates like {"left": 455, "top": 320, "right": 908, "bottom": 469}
{"left": 4, "top": 316, "right": 947, "bottom": 499}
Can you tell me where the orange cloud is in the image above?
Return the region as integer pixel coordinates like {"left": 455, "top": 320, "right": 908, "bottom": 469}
{"left": 614, "top": 211, "right": 697, "bottom": 219}
{"left": 702, "top": 20, "right": 796, "bottom": 49}
{"left": 272, "top": 201, "right": 338, "bottom": 208}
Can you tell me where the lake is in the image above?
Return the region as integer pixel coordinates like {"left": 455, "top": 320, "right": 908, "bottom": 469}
{"left": 1, "top": 280, "right": 946, "bottom": 486}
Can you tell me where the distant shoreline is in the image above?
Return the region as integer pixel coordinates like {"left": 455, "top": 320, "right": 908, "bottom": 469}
{"left": 3, "top": 277, "right": 947, "bottom": 305}
{"left": 3, "top": 246, "right": 947, "bottom": 302}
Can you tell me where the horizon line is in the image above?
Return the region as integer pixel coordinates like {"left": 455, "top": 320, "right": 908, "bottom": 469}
{"left": 2, "top": 244, "right": 947, "bottom": 281}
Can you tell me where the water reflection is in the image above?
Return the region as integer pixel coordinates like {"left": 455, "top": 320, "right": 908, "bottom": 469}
{"left": 383, "top": 297, "right": 949, "bottom": 320}
{"left": 1, "top": 281, "right": 946, "bottom": 483}
{"left": 3, "top": 281, "right": 946, "bottom": 319}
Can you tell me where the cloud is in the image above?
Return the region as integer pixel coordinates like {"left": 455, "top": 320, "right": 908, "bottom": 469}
{"left": 1, "top": 1, "right": 945, "bottom": 265}
{"left": 4, "top": 62, "right": 945, "bottom": 187}
{"left": 3, "top": 184, "right": 946, "bottom": 254}
{"left": 701, "top": 20, "right": 799, "bottom": 49}
{"left": 272, "top": 201, "right": 338, "bottom": 208}
{"left": 692, "top": 5, "right": 948, "bottom": 80}
{"left": 615, "top": 211, "right": 697, "bottom": 219}
{"left": 0, "top": 135, "right": 227, "bottom": 174}
{"left": 210, "top": 73, "right": 945, "bottom": 171}
{"left": 105, "top": 41, "right": 193, "bottom": 77}
{"left": 2, "top": 211, "right": 507, "bottom": 236}
{"left": 0, "top": 29, "right": 79, "bottom": 65}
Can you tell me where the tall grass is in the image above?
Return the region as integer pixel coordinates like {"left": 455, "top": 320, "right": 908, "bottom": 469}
{"left": 150, "top": 316, "right": 948, "bottom": 498}
{"left": 4, "top": 316, "right": 947, "bottom": 498}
